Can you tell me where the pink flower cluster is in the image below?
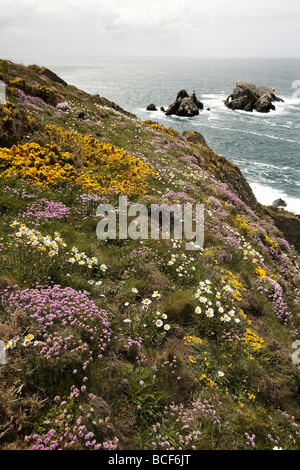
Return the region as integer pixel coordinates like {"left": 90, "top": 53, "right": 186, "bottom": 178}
{"left": 19, "top": 198, "right": 71, "bottom": 224}
{"left": 56, "top": 101, "right": 72, "bottom": 111}
{"left": 1, "top": 284, "right": 112, "bottom": 360}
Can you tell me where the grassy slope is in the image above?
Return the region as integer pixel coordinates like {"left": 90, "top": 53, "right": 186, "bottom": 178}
{"left": 0, "top": 59, "right": 299, "bottom": 450}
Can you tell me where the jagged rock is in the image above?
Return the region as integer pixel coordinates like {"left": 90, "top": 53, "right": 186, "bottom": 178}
{"left": 40, "top": 67, "right": 67, "bottom": 86}
{"left": 270, "top": 210, "right": 300, "bottom": 253}
{"left": 182, "top": 130, "right": 207, "bottom": 147}
{"left": 292, "top": 274, "right": 300, "bottom": 287}
{"left": 224, "top": 81, "right": 283, "bottom": 113}
{"left": 272, "top": 198, "right": 287, "bottom": 208}
{"left": 165, "top": 89, "right": 203, "bottom": 117}
{"left": 73, "top": 107, "right": 85, "bottom": 119}
{"left": 240, "top": 291, "right": 265, "bottom": 317}
{"left": 146, "top": 103, "right": 157, "bottom": 111}
{"left": 92, "top": 93, "right": 136, "bottom": 118}
{"left": 216, "top": 249, "right": 233, "bottom": 265}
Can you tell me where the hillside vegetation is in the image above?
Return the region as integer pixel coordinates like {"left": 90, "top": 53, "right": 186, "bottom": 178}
{"left": 0, "top": 59, "right": 299, "bottom": 450}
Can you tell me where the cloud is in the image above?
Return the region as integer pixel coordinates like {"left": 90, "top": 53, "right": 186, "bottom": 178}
{"left": 0, "top": 0, "right": 299, "bottom": 57}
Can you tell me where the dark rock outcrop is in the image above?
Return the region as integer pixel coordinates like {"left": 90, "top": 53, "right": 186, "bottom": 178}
{"left": 182, "top": 130, "right": 208, "bottom": 147}
{"left": 146, "top": 103, "right": 157, "bottom": 111}
{"left": 92, "top": 94, "right": 136, "bottom": 118}
{"left": 272, "top": 198, "right": 287, "bottom": 208}
{"left": 270, "top": 210, "right": 300, "bottom": 253}
{"left": 40, "top": 67, "right": 67, "bottom": 86}
{"left": 181, "top": 130, "right": 258, "bottom": 211}
{"left": 165, "top": 89, "right": 203, "bottom": 117}
{"left": 224, "top": 81, "right": 283, "bottom": 113}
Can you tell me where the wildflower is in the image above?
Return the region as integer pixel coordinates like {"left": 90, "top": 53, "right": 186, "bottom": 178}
{"left": 100, "top": 264, "right": 107, "bottom": 272}
{"left": 162, "top": 313, "right": 167, "bottom": 320}
{"left": 156, "top": 319, "right": 163, "bottom": 327}
{"left": 199, "top": 297, "right": 207, "bottom": 304}
{"left": 218, "top": 371, "right": 225, "bottom": 378}
{"left": 152, "top": 291, "right": 160, "bottom": 298}
{"left": 142, "top": 298, "right": 152, "bottom": 306}
{"left": 206, "top": 308, "right": 214, "bottom": 318}
{"left": 221, "top": 314, "right": 231, "bottom": 322}
{"left": 195, "top": 306, "right": 201, "bottom": 314}
{"left": 164, "top": 324, "right": 170, "bottom": 331}
{"left": 131, "top": 288, "right": 138, "bottom": 293}
{"left": 95, "top": 281, "right": 102, "bottom": 286}
{"left": 6, "top": 340, "right": 16, "bottom": 349}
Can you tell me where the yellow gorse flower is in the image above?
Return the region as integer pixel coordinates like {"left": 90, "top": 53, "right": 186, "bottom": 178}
{"left": 220, "top": 270, "right": 245, "bottom": 302}
{"left": 144, "top": 120, "right": 179, "bottom": 137}
{"left": 0, "top": 125, "right": 156, "bottom": 196}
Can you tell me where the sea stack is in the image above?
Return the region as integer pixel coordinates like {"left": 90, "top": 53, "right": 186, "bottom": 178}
{"left": 224, "top": 81, "right": 284, "bottom": 113}
{"left": 165, "top": 89, "right": 203, "bottom": 117}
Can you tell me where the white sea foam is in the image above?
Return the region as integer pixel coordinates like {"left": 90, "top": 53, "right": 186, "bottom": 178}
{"left": 250, "top": 182, "right": 300, "bottom": 215}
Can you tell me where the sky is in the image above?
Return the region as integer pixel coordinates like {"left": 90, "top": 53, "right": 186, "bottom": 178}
{"left": 0, "top": 0, "right": 300, "bottom": 60}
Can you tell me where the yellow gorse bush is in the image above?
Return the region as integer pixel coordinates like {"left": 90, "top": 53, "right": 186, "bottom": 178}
{"left": 243, "top": 328, "right": 264, "bottom": 354}
{"left": 0, "top": 142, "right": 76, "bottom": 186}
{"left": 235, "top": 214, "right": 253, "bottom": 233}
{"left": 265, "top": 235, "right": 278, "bottom": 250}
{"left": 0, "top": 125, "right": 156, "bottom": 195}
{"left": 220, "top": 270, "right": 245, "bottom": 302}
{"left": 0, "top": 101, "right": 14, "bottom": 123}
{"left": 144, "top": 120, "right": 179, "bottom": 137}
{"left": 255, "top": 265, "right": 268, "bottom": 280}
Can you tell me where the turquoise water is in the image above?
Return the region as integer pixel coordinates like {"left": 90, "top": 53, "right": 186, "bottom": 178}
{"left": 8, "top": 56, "right": 300, "bottom": 213}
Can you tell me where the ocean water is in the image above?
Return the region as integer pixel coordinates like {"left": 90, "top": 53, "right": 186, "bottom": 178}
{"left": 10, "top": 56, "right": 300, "bottom": 214}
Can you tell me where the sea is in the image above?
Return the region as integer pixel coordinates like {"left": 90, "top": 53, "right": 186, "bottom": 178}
{"left": 6, "top": 56, "right": 300, "bottom": 214}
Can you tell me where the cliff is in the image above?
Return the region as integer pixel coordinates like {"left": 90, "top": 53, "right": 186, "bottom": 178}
{"left": 0, "top": 59, "right": 299, "bottom": 451}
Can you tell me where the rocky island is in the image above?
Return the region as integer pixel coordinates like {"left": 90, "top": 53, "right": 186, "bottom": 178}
{"left": 0, "top": 60, "right": 300, "bottom": 451}
{"left": 224, "top": 81, "right": 284, "bottom": 113}
{"left": 147, "top": 89, "right": 204, "bottom": 117}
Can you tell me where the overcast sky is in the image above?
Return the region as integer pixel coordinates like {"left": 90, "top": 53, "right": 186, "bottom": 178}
{"left": 1, "top": 0, "right": 300, "bottom": 59}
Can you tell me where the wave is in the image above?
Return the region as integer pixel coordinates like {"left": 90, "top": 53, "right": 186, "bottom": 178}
{"left": 197, "top": 123, "right": 300, "bottom": 145}
{"left": 250, "top": 182, "right": 300, "bottom": 215}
